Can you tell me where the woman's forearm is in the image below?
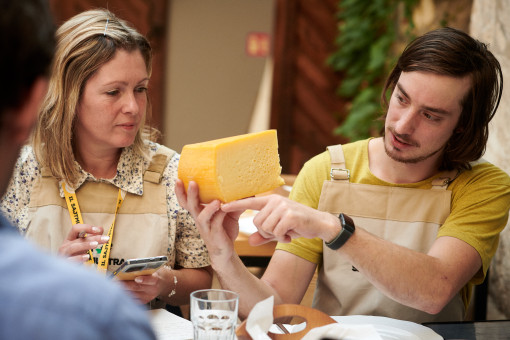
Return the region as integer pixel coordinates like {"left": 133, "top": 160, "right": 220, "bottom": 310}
{"left": 158, "top": 266, "right": 213, "bottom": 305}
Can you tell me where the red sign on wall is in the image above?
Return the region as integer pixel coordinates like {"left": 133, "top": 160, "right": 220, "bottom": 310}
{"left": 246, "top": 32, "right": 270, "bottom": 57}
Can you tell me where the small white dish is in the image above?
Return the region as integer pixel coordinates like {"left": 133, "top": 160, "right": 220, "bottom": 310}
{"left": 331, "top": 315, "right": 443, "bottom": 340}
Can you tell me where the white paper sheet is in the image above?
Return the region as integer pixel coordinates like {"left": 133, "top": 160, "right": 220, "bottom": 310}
{"left": 149, "top": 309, "right": 194, "bottom": 340}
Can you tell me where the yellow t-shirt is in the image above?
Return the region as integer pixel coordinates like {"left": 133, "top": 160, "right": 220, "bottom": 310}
{"left": 277, "top": 138, "right": 510, "bottom": 288}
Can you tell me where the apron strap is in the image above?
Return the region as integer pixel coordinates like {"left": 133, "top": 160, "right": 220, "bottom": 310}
{"left": 41, "top": 166, "right": 52, "bottom": 177}
{"left": 327, "top": 144, "right": 350, "bottom": 181}
{"left": 144, "top": 146, "right": 176, "bottom": 184}
{"left": 327, "top": 144, "right": 468, "bottom": 189}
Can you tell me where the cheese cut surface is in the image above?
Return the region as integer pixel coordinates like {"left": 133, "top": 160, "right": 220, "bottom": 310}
{"left": 178, "top": 130, "right": 285, "bottom": 203}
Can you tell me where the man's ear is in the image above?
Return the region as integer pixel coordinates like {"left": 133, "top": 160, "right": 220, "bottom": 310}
{"left": 8, "top": 77, "right": 48, "bottom": 143}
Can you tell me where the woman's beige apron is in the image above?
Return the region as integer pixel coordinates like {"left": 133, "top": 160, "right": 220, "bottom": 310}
{"left": 25, "top": 147, "right": 175, "bottom": 275}
{"left": 312, "top": 144, "right": 465, "bottom": 323}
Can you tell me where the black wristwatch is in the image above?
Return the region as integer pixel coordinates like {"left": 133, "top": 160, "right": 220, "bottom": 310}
{"left": 325, "top": 213, "right": 355, "bottom": 250}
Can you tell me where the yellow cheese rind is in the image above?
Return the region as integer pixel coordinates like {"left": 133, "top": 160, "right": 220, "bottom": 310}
{"left": 178, "top": 130, "right": 285, "bottom": 203}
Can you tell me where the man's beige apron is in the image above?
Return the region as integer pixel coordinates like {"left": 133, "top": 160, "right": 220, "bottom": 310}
{"left": 25, "top": 147, "right": 175, "bottom": 275}
{"left": 312, "top": 144, "right": 465, "bottom": 322}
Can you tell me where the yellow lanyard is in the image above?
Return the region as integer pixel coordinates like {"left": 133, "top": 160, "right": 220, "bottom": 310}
{"left": 62, "top": 182, "right": 125, "bottom": 274}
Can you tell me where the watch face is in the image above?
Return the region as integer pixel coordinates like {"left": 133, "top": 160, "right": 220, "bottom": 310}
{"left": 341, "top": 213, "right": 355, "bottom": 232}
{"left": 326, "top": 214, "right": 355, "bottom": 250}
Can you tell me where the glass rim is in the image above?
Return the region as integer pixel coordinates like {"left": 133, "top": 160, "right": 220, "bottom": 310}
{"left": 190, "top": 288, "right": 239, "bottom": 302}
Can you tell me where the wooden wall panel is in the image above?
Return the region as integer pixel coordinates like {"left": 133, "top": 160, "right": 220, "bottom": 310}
{"left": 271, "top": 0, "right": 348, "bottom": 174}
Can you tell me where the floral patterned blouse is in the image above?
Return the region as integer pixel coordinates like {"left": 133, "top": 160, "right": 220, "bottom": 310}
{"left": 0, "top": 141, "right": 210, "bottom": 269}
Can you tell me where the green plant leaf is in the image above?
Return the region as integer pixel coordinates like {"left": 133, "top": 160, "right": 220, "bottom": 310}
{"left": 329, "top": 0, "right": 418, "bottom": 141}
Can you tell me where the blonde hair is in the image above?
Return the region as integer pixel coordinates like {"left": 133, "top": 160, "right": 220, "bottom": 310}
{"left": 32, "top": 8, "right": 159, "bottom": 187}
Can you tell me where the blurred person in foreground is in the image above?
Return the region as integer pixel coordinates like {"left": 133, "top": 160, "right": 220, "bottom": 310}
{"left": 0, "top": 0, "right": 156, "bottom": 338}
{"left": 177, "top": 27, "right": 510, "bottom": 323}
{"left": 0, "top": 8, "right": 212, "bottom": 312}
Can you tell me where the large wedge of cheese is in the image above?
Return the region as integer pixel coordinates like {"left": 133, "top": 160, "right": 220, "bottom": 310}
{"left": 178, "top": 130, "right": 285, "bottom": 203}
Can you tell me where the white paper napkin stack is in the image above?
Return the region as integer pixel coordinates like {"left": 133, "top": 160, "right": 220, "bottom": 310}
{"left": 245, "top": 296, "right": 274, "bottom": 340}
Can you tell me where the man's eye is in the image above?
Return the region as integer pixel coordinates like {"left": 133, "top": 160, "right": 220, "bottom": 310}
{"left": 423, "top": 112, "right": 439, "bottom": 121}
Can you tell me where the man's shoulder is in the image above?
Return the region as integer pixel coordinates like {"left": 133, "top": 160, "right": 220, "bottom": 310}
{"left": 457, "top": 160, "right": 510, "bottom": 186}
{"left": 340, "top": 138, "right": 370, "bottom": 155}
{"left": 325, "top": 139, "right": 368, "bottom": 155}
{"left": 308, "top": 138, "right": 369, "bottom": 166}
{"left": 0, "top": 225, "right": 155, "bottom": 340}
{"left": 448, "top": 160, "right": 510, "bottom": 202}
{"left": 298, "top": 139, "right": 370, "bottom": 182}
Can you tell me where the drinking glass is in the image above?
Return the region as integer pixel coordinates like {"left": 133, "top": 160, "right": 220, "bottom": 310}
{"left": 190, "top": 289, "right": 239, "bottom": 340}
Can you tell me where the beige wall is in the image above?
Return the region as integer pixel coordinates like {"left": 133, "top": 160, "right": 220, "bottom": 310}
{"left": 163, "top": 0, "right": 275, "bottom": 152}
{"left": 470, "top": 0, "right": 510, "bottom": 320}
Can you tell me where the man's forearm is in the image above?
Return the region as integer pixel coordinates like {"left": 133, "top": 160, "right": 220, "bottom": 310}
{"left": 340, "top": 228, "right": 481, "bottom": 314}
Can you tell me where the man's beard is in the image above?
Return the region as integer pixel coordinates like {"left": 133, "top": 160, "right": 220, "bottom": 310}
{"left": 384, "top": 128, "right": 444, "bottom": 164}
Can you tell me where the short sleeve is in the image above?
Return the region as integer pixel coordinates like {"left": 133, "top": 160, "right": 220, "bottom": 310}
{"left": 164, "top": 153, "right": 210, "bottom": 268}
{"left": 438, "top": 162, "right": 510, "bottom": 284}
{"left": 276, "top": 151, "right": 331, "bottom": 264}
{"left": 0, "top": 145, "right": 40, "bottom": 232}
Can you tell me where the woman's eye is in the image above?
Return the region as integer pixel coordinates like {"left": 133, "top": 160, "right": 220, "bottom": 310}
{"left": 106, "top": 90, "right": 119, "bottom": 96}
{"left": 136, "top": 86, "right": 148, "bottom": 93}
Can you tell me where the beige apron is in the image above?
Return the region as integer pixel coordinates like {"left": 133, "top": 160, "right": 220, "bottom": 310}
{"left": 312, "top": 144, "right": 465, "bottom": 323}
{"left": 26, "top": 147, "right": 175, "bottom": 275}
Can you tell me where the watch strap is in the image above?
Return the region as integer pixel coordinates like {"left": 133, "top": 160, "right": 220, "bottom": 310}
{"left": 325, "top": 213, "right": 355, "bottom": 250}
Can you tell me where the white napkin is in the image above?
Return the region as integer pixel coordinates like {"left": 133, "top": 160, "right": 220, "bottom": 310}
{"left": 301, "top": 323, "right": 383, "bottom": 340}
{"left": 238, "top": 210, "right": 259, "bottom": 235}
{"left": 245, "top": 296, "right": 274, "bottom": 340}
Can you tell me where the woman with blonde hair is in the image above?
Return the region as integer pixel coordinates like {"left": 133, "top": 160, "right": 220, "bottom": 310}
{"left": 1, "top": 8, "right": 212, "bottom": 310}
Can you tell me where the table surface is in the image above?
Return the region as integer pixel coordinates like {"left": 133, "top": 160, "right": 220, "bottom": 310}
{"left": 150, "top": 308, "right": 510, "bottom": 340}
{"left": 234, "top": 232, "right": 276, "bottom": 257}
{"left": 235, "top": 225, "right": 277, "bottom": 267}
{"left": 423, "top": 319, "right": 510, "bottom": 340}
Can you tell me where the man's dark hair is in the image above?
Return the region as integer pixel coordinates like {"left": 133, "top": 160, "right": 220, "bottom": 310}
{"left": 0, "top": 0, "right": 55, "bottom": 118}
{"left": 382, "top": 27, "right": 503, "bottom": 171}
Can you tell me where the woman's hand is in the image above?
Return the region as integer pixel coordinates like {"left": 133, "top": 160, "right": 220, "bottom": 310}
{"left": 175, "top": 179, "right": 243, "bottom": 268}
{"left": 58, "top": 224, "right": 108, "bottom": 262}
{"left": 118, "top": 266, "right": 213, "bottom": 305}
{"left": 119, "top": 273, "right": 162, "bottom": 304}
